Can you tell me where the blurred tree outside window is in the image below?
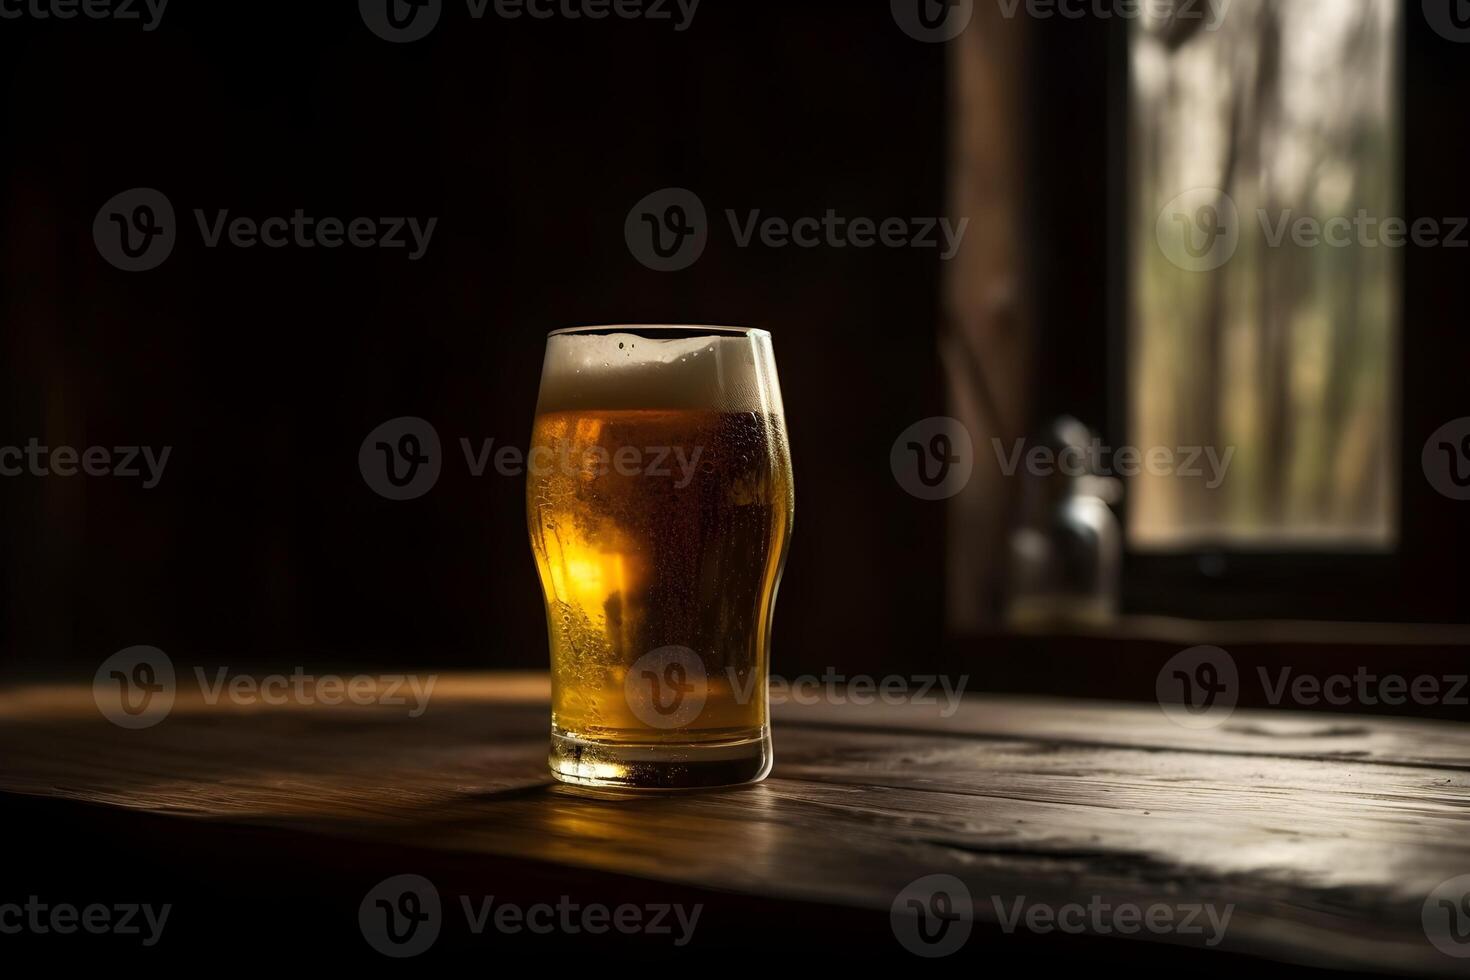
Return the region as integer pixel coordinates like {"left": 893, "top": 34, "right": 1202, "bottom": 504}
{"left": 1130, "top": 0, "right": 1399, "bottom": 549}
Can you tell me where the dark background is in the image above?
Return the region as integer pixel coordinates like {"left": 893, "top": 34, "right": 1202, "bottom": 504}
{"left": 0, "top": 2, "right": 950, "bottom": 679}
{"left": 4, "top": 5, "right": 1470, "bottom": 969}
{"left": 1, "top": 1, "right": 1467, "bottom": 691}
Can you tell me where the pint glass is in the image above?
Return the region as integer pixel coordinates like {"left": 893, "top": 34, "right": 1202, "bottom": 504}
{"left": 527, "top": 326, "right": 794, "bottom": 788}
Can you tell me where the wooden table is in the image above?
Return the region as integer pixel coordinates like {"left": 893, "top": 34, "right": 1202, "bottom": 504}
{"left": 2, "top": 671, "right": 1467, "bottom": 972}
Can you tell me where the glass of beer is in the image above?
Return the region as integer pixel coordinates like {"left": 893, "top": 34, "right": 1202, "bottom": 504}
{"left": 527, "top": 325, "right": 794, "bottom": 789}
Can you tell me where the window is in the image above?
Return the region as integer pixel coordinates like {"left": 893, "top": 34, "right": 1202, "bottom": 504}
{"left": 1129, "top": 0, "right": 1399, "bottom": 549}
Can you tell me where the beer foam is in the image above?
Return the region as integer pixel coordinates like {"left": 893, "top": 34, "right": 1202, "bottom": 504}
{"left": 536, "top": 327, "right": 784, "bottom": 415}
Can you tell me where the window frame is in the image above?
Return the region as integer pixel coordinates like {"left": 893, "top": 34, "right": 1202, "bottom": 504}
{"left": 1107, "top": 3, "right": 1426, "bottom": 624}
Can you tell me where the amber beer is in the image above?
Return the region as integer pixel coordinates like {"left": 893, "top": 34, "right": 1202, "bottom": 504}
{"left": 527, "top": 326, "right": 793, "bottom": 788}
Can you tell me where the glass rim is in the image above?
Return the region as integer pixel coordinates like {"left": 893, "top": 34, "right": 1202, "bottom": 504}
{"left": 547, "top": 324, "right": 770, "bottom": 339}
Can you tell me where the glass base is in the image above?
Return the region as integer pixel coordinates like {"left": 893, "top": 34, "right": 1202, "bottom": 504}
{"left": 548, "top": 727, "right": 772, "bottom": 789}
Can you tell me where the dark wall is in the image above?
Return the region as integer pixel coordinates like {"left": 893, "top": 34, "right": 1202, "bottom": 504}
{"left": 0, "top": 2, "right": 951, "bottom": 676}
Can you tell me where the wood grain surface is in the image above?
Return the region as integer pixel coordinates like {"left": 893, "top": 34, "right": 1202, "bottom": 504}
{"left": 2, "top": 672, "right": 1468, "bottom": 973}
